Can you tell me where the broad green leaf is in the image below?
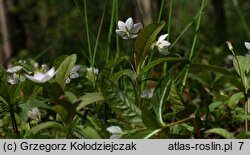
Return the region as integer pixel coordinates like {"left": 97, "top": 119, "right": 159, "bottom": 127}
{"left": 209, "top": 101, "right": 223, "bottom": 112}
{"left": 73, "top": 126, "right": 102, "bottom": 139}
{"left": 228, "top": 92, "right": 244, "bottom": 109}
{"left": 55, "top": 54, "right": 77, "bottom": 89}
{"left": 53, "top": 55, "right": 68, "bottom": 69}
{"left": 51, "top": 105, "right": 68, "bottom": 122}
{"left": 27, "top": 99, "right": 51, "bottom": 110}
{"left": 17, "top": 103, "right": 30, "bottom": 122}
{"left": 205, "top": 128, "right": 234, "bottom": 139}
{"left": 44, "top": 82, "right": 73, "bottom": 110}
{"left": 233, "top": 56, "right": 250, "bottom": 91}
{"left": 234, "top": 114, "right": 250, "bottom": 122}
{"left": 235, "top": 131, "right": 250, "bottom": 139}
{"left": 111, "top": 69, "right": 137, "bottom": 82}
{"left": 76, "top": 92, "right": 104, "bottom": 111}
{"left": 0, "top": 96, "right": 8, "bottom": 106}
{"left": 140, "top": 57, "right": 190, "bottom": 77}
{"left": 100, "top": 76, "right": 143, "bottom": 127}
{"left": 168, "top": 82, "right": 185, "bottom": 112}
{"left": 190, "top": 62, "right": 243, "bottom": 90}
{"left": 152, "top": 76, "right": 172, "bottom": 126}
{"left": 134, "top": 21, "right": 165, "bottom": 64}
{"left": 142, "top": 107, "right": 162, "bottom": 129}
{"left": 65, "top": 91, "right": 78, "bottom": 103}
{"left": 170, "top": 124, "right": 192, "bottom": 135}
{"left": 28, "top": 121, "right": 65, "bottom": 135}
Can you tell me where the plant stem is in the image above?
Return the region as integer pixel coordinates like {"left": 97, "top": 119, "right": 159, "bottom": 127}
{"left": 93, "top": 0, "right": 107, "bottom": 65}
{"left": 166, "top": 113, "right": 195, "bottom": 127}
{"left": 9, "top": 106, "right": 18, "bottom": 135}
{"left": 107, "top": 0, "right": 116, "bottom": 60}
{"left": 244, "top": 94, "right": 248, "bottom": 133}
{"left": 137, "top": 79, "right": 142, "bottom": 109}
{"left": 157, "top": 0, "right": 165, "bottom": 22}
{"left": 163, "top": 0, "right": 174, "bottom": 75}
{"left": 115, "top": 0, "right": 120, "bottom": 58}
{"left": 180, "top": 0, "right": 207, "bottom": 94}
{"left": 83, "top": 0, "right": 92, "bottom": 66}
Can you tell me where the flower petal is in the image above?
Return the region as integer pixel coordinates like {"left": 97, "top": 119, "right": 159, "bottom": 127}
{"left": 122, "top": 35, "right": 129, "bottom": 39}
{"left": 107, "top": 126, "right": 123, "bottom": 134}
{"left": 131, "top": 23, "right": 142, "bottom": 33}
{"left": 118, "top": 21, "right": 126, "bottom": 31}
{"left": 41, "top": 74, "right": 53, "bottom": 83}
{"left": 245, "top": 42, "right": 250, "bottom": 51}
{"left": 115, "top": 29, "right": 127, "bottom": 37}
{"left": 129, "top": 34, "right": 138, "bottom": 39}
{"left": 125, "top": 17, "right": 133, "bottom": 31}
{"left": 65, "top": 77, "right": 71, "bottom": 84}
{"left": 71, "top": 66, "right": 80, "bottom": 74}
{"left": 70, "top": 73, "right": 79, "bottom": 79}
{"left": 46, "top": 67, "right": 56, "bottom": 77}
{"left": 158, "top": 34, "right": 168, "bottom": 43}
{"left": 25, "top": 74, "right": 43, "bottom": 83}
{"left": 158, "top": 46, "right": 169, "bottom": 55}
{"left": 7, "top": 66, "right": 22, "bottom": 73}
{"left": 160, "top": 40, "right": 171, "bottom": 47}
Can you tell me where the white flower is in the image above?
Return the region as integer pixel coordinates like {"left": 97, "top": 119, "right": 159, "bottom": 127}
{"left": 6, "top": 66, "right": 22, "bottom": 73}
{"left": 141, "top": 88, "right": 155, "bottom": 98}
{"left": 25, "top": 67, "right": 57, "bottom": 83}
{"left": 28, "top": 107, "right": 41, "bottom": 121}
{"left": 115, "top": 17, "right": 142, "bottom": 39}
{"left": 152, "top": 34, "right": 171, "bottom": 55}
{"left": 8, "top": 73, "right": 25, "bottom": 85}
{"left": 245, "top": 42, "right": 250, "bottom": 51}
{"left": 86, "top": 67, "right": 99, "bottom": 75}
{"left": 65, "top": 66, "right": 80, "bottom": 84}
{"left": 107, "top": 126, "right": 123, "bottom": 139}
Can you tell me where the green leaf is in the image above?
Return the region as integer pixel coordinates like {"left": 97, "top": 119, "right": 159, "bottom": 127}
{"left": 235, "top": 131, "right": 250, "bottom": 139}
{"left": 76, "top": 92, "right": 104, "bottom": 111}
{"left": 209, "top": 101, "right": 223, "bottom": 112}
{"left": 168, "top": 81, "right": 185, "bottom": 112}
{"left": 73, "top": 126, "right": 102, "bottom": 139}
{"left": 0, "top": 96, "right": 8, "bottom": 106}
{"left": 65, "top": 91, "right": 78, "bottom": 103}
{"left": 233, "top": 56, "right": 250, "bottom": 91}
{"left": 100, "top": 76, "right": 143, "bottom": 127}
{"left": 234, "top": 114, "right": 250, "bottom": 122}
{"left": 111, "top": 69, "right": 137, "bottom": 82}
{"left": 190, "top": 62, "right": 243, "bottom": 90}
{"left": 140, "top": 57, "right": 190, "bottom": 77}
{"left": 51, "top": 105, "right": 69, "bottom": 122}
{"left": 152, "top": 76, "right": 172, "bottom": 126}
{"left": 55, "top": 54, "right": 77, "bottom": 89}
{"left": 134, "top": 21, "right": 165, "bottom": 64}
{"left": 28, "top": 121, "right": 65, "bottom": 135}
{"left": 228, "top": 92, "right": 244, "bottom": 109}
{"left": 142, "top": 107, "right": 162, "bottom": 129}
{"left": 205, "top": 128, "right": 234, "bottom": 139}
{"left": 53, "top": 55, "right": 68, "bottom": 69}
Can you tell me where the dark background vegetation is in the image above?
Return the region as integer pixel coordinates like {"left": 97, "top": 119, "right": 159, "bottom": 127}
{"left": 0, "top": 0, "right": 250, "bottom": 67}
